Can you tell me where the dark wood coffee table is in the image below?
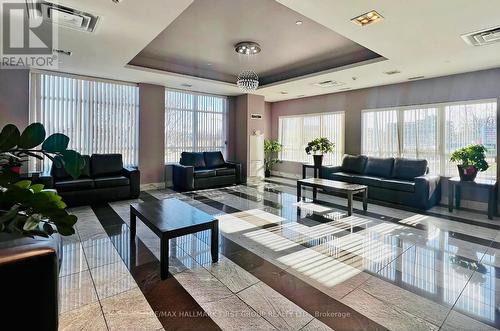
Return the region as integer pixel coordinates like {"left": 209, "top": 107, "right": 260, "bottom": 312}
{"left": 297, "top": 178, "right": 368, "bottom": 216}
{"left": 130, "top": 198, "right": 219, "bottom": 279}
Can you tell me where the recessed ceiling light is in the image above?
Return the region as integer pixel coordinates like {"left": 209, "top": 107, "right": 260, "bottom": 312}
{"left": 384, "top": 70, "right": 401, "bottom": 75}
{"left": 297, "top": 94, "right": 306, "bottom": 98}
{"left": 351, "top": 10, "right": 383, "bottom": 26}
{"left": 295, "top": 20, "right": 303, "bottom": 25}
{"left": 207, "top": 63, "right": 213, "bottom": 66}
{"left": 280, "top": 91, "right": 288, "bottom": 95}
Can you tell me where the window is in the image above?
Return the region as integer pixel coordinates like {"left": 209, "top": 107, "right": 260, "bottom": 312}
{"left": 30, "top": 72, "right": 139, "bottom": 171}
{"left": 278, "top": 112, "right": 345, "bottom": 165}
{"left": 361, "top": 100, "right": 497, "bottom": 178}
{"left": 165, "top": 89, "right": 227, "bottom": 163}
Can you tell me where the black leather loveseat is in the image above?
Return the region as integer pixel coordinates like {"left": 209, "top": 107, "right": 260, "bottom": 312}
{"left": 45, "top": 154, "right": 140, "bottom": 206}
{"left": 321, "top": 155, "right": 441, "bottom": 210}
{"left": 172, "top": 151, "right": 242, "bottom": 191}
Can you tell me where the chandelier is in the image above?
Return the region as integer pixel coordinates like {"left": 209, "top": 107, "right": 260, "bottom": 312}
{"left": 235, "top": 41, "right": 261, "bottom": 92}
{"left": 237, "top": 70, "right": 259, "bottom": 93}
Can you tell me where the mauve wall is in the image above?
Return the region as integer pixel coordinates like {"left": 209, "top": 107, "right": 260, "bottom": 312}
{"left": 138, "top": 84, "right": 165, "bottom": 185}
{"left": 0, "top": 69, "right": 30, "bottom": 129}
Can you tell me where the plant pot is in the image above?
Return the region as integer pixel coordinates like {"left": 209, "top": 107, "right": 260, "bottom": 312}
{"left": 313, "top": 155, "right": 323, "bottom": 168}
{"left": 457, "top": 165, "right": 478, "bottom": 181}
{"left": 264, "top": 169, "right": 271, "bottom": 178}
{"left": 11, "top": 166, "right": 21, "bottom": 174}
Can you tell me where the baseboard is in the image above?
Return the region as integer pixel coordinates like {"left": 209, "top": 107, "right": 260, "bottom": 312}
{"left": 439, "top": 196, "right": 489, "bottom": 211}
{"left": 140, "top": 182, "right": 165, "bottom": 191}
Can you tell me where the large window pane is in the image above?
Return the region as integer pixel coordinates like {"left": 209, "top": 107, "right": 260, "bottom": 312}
{"left": 361, "top": 100, "right": 497, "bottom": 178}
{"left": 444, "top": 102, "right": 497, "bottom": 178}
{"left": 278, "top": 112, "right": 345, "bottom": 165}
{"left": 362, "top": 110, "right": 399, "bottom": 158}
{"left": 165, "top": 90, "right": 227, "bottom": 163}
{"left": 30, "top": 73, "right": 139, "bottom": 170}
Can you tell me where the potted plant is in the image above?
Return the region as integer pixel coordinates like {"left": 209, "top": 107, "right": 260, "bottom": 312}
{"left": 264, "top": 139, "right": 282, "bottom": 177}
{"left": 0, "top": 123, "right": 84, "bottom": 238}
{"left": 450, "top": 144, "right": 489, "bottom": 181}
{"left": 305, "top": 137, "right": 334, "bottom": 168}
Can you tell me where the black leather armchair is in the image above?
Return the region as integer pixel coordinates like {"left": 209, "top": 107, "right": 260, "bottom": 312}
{"left": 172, "top": 151, "right": 242, "bottom": 191}
{"left": 0, "top": 234, "right": 61, "bottom": 330}
{"left": 44, "top": 154, "right": 140, "bottom": 206}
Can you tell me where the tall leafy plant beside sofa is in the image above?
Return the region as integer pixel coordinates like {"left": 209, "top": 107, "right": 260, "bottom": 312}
{"left": 0, "top": 123, "right": 83, "bottom": 237}
{"left": 264, "top": 139, "right": 282, "bottom": 177}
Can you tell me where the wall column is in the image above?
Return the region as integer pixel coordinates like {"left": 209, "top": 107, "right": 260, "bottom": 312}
{"left": 138, "top": 84, "right": 165, "bottom": 186}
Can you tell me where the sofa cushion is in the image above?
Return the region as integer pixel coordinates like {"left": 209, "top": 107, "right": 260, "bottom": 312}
{"left": 52, "top": 155, "right": 91, "bottom": 180}
{"left": 94, "top": 176, "right": 130, "bottom": 188}
{"left": 194, "top": 169, "right": 216, "bottom": 178}
{"left": 215, "top": 167, "right": 235, "bottom": 176}
{"left": 377, "top": 179, "right": 415, "bottom": 193}
{"left": 55, "top": 178, "right": 95, "bottom": 192}
{"left": 91, "top": 154, "right": 123, "bottom": 177}
{"left": 204, "top": 151, "right": 226, "bottom": 169}
{"left": 393, "top": 158, "right": 428, "bottom": 180}
{"left": 180, "top": 152, "right": 206, "bottom": 169}
{"left": 341, "top": 155, "right": 368, "bottom": 174}
{"left": 329, "top": 172, "right": 355, "bottom": 182}
{"left": 352, "top": 175, "right": 383, "bottom": 187}
{"left": 365, "top": 157, "right": 394, "bottom": 178}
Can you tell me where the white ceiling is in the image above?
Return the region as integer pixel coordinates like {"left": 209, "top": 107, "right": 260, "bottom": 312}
{"left": 7, "top": 0, "right": 500, "bottom": 102}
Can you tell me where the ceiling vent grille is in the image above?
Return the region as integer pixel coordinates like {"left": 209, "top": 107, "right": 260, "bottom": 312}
{"left": 462, "top": 26, "right": 500, "bottom": 46}
{"left": 26, "top": 1, "right": 99, "bottom": 33}
{"left": 313, "top": 80, "right": 345, "bottom": 88}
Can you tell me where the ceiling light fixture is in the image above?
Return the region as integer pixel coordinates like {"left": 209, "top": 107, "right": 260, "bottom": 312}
{"left": 384, "top": 70, "right": 401, "bottom": 75}
{"left": 237, "top": 70, "right": 259, "bottom": 93}
{"left": 351, "top": 10, "right": 383, "bottom": 26}
{"left": 295, "top": 20, "right": 303, "bottom": 25}
{"left": 235, "top": 41, "right": 261, "bottom": 55}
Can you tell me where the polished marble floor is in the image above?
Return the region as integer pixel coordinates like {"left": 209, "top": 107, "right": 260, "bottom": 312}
{"left": 59, "top": 177, "right": 500, "bottom": 330}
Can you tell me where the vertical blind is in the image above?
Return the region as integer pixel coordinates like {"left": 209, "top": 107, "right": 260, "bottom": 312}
{"left": 361, "top": 100, "right": 497, "bottom": 178}
{"left": 165, "top": 89, "right": 227, "bottom": 163}
{"left": 30, "top": 72, "right": 139, "bottom": 171}
{"left": 278, "top": 112, "right": 345, "bottom": 165}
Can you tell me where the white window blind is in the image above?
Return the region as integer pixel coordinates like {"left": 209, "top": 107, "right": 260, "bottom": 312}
{"left": 30, "top": 72, "right": 139, "bottom": 171}
{"left": 165, "top": 89, "right": 227, "bottom": 163}
{"left": 278, "top": 112, "right": 345, "bottom": 165}
{"left": 361, "top": 100, "right": 497, "bottom": 178}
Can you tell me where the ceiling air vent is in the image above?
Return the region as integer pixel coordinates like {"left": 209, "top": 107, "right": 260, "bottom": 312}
{"left": 26, "top": 1, "right": 99, "bottom": 33}
{"left": 462, "top": 26, "right": 500, "bottom": 46}
{"left": 313, "top": 80, "right": 345, "bottom": 88}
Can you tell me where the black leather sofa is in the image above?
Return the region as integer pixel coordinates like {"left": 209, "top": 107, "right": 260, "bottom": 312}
{"left": 321, "top": 155, "right": 441, "bottom": 210}
{"left": 172, "top": 151, "right": 242, "bottom": 191}
{"left": 45, "top": 154, "right": 140, "bottom": 206}
{"left": 0, "top": 233, "right": 61, "bottom": 330}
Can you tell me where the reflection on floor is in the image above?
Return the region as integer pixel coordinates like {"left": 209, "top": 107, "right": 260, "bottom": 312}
{"left": 59, "top": 177, "right": 500, "bottom": 331}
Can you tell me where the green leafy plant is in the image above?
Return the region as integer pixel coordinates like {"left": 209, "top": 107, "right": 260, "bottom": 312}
{"left": 0, "top": 123, "right": 84, "bottom": 237}
{"left": 305, "top": 137, "right": 334, "bottom": 155}
{"left": 264, "top": 139, "right": 282, "bottom": 174}
{"left": 450, "top": 144, "right": 489, "bottom": 172}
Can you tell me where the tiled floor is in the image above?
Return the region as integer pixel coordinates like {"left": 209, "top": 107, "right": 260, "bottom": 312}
{"left": 58, "top": 177, "right": 500, "bottom": 330}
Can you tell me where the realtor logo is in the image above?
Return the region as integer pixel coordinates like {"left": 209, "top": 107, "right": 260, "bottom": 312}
{"left": 1, "top": 0, "right": 58, "bottom": 68}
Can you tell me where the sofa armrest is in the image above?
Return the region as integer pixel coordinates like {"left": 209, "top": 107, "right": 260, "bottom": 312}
{"left": 320, "top": 166, "right": 343, "bottom": 179}
{"left": 172, "top": 164, "right": 194, "bottom": 191}
{"left": 415, "top": 174, "right": 441, "bottom": 206}
{"left": 122, "top": 167, "right": 140, "bottom": 198}
{"left": 225, "top": 161, "right": 242, "bottom": 184}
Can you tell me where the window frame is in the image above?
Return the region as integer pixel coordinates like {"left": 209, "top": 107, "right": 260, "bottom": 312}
{"left": 278, "top": 111, "right": 345, "bottom": 165}
{"left": 361, "top": 98, "right": 498, "bottom": 178}
{"left": 164, "top": 88, "right": 228, "bottom": 164}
